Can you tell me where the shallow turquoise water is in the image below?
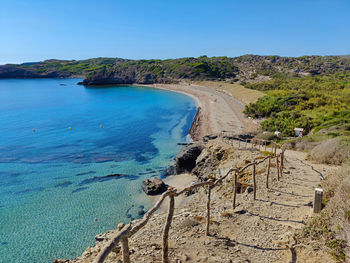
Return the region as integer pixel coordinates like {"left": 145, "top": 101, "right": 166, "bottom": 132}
{"left": 0, "top": 79, "right": 196, "bottom": 263}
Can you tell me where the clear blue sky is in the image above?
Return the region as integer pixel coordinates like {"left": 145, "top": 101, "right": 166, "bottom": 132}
{"left": 0, "top": 0, "right": 349, "bottom": 64}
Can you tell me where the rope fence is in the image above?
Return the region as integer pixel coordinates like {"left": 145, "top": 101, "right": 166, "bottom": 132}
{"left": 93, "top": 135, "right": 286, "bottom": 263}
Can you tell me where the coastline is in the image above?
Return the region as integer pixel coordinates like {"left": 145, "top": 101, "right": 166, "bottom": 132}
{"left": 140, "top": 82, "right": 259, "bottom": 140}
{"left": 56, "top": 82, "right": 260, "bottom": 262}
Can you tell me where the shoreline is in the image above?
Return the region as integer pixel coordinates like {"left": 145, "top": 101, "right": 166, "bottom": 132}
{"left": 56, "top": 82, "right": 260, "bottom": 262}
{"left": 140, "top": 82, "right": 259, "bottom": 140}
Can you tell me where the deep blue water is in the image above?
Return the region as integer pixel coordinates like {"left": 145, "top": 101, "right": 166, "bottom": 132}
{"left": 0, "top": 79, "right": 196, "bottom": 263}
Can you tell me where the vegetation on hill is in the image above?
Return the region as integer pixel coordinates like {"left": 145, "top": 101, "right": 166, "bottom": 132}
{"left": 1, "top": 55, "right": 350, "bottom": 84}
{"left": 243, "top": 73, "right": 350, "bottom": 139}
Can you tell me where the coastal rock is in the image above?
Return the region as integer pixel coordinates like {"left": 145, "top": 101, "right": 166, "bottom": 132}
{"left": 142, "top": 177, "right": 167, "bottom": 195}
{"left": 174, "top": 143, "right": 204, "bottom": 174}
{"left": 95, "top": 233, "right": 107, "bottom": 242}
{"left": 192, "top": 143, "right": 229, "bottom": 181}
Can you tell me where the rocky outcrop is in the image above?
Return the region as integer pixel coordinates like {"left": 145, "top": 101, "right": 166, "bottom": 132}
{"left": 188, "top": 107, "right": 202, "bottom": 141}
{"left": 142, "top": 177, "right": 167, "bottom": 195}
{"left": 174, "top": 143, "right": 204, "bottom": 174}
{"left": 192, "top": 143, "right": 229, "bottom": 181}
{"left": 80, "top": 66, "right": 174, "bottom": 85}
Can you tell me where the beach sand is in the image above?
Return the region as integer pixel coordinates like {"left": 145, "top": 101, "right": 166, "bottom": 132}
{"left": 144, "top": 82, "right": 262, "bottom": 140}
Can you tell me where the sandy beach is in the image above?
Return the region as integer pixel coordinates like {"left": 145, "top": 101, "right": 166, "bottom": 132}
{"left": 143, "top": 82, "right": 263, "bottom": 140}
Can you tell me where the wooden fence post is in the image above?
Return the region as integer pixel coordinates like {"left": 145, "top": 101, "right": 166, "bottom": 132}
{"left": 117, "top": 223, "right": 131, "bottom": 263}
{"left": 279, "top": 154, "right": 283, "bottom": 176}
{"left": 264, "top": 141, "right": 267, "bottom": 151}
{"left": 120, "top": 235, "right": 130, "bottom": 263}
{"left": 276, "top": 156, "right": 280, "bottom": 181}
{"left": 162, "top": 191, "right": 176, "bottom": 263}
{"left": 206, "top": 181, "right": 214, "bottom": 236}
{"left": 238, "top": 139, "right": 241, "bottom": 148}
{"left": 280, "top": 151, "right": 284, "bottom": 174}
{"left": 313, "top": 188, "right": 323, "bottom": 213}
{"left": 253, "top": 163, "right": 257, "bottom": 200}
{"left": 274, "top": 143, "right": 277, "bottom": 156}
{"left": 233, "top": 171, "right": 238, "bottom": 210}
{"left": 266, "top": 156, "right": 271, "bottom": 188}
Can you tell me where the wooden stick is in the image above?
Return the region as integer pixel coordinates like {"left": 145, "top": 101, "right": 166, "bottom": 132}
{"left": 233, "top": 171, "right": 238, "bottom": 209}
{"left": 120, "top": 235, "right": 130, "bottom": 263}
{"left": 266, "top": 156, "right": 271, "bottom": 188}
{"left": 253, "top": 163, "right": 257, "bottom": 200}
{"left": 279, "top": 154, "right": 283, "bottom": 176}
{"left": 274, "top": 143, "right": 277, "bottom": 156}
{"left": 176, "top": 181, "right": 213, "bottom": 196}
{"left": 238, "top": 139, "right": 241, "bottom": 148}
{"left": 162, "top": 192, "right": 176, "bottom": 263}
{"left": 313, "top": 188, "right": 323, "bottom": 213}
{"left": 93, "top": 224, "right": 132, "bottom": 263}
{"left": 280, "top": 151, "right": 284, "bottom": 174}
{"left": 276, "top": 156, "right": 280, "bottom": 181}
{"left": 206, "top": 183, "right": 213, "bottom": 236}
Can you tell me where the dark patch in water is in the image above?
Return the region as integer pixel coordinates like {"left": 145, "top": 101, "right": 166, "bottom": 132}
{"left": 125, "top": 205, "right": 135, "bottom": 220}
{"left": 1, "top": 241, "right": 8, "bottom": 246}
{"left": 72, "top": 187, "right": 89, "bottom": 193}
{"left": 15, "top": 187, "right": 44, "bottom": 195}
{"left": 75, "top": 171, "right": 96, "bottom": 177}
{"left": 110, "top": 164, "right": 119, "bottom": 168}
{"left": 55, "top": 181, "right": 72, "bottom": 188}
{"left": 135, "top": 155, "right": 150, "bottom": 163}
{"left": 94, "top": 157, "right": 113, "bottom": 163}
{"left": 0, "top": 171, "right": 34, "bottom": 178}
{"left": 78, "top": 174, "right": 138, "bottom": 186}
{"left": 138, "top": 171, "right": 157, "bottom": 175}
{"left": 9, "top": 172, "right": 21, "bottom": 177}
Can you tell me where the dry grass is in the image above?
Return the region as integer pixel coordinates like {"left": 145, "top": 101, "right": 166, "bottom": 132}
{"left": 310, "top": 138, "right": 350, "bottom": 165}
{"left": 192, "top": 81, "right": 265, "bottom": 105}
{"left": 298, "top": 164, "right": 350, "bottom": 262}
{"left": 193, "top": 215, "right": 206, "bottom": 223}
{"left": 322, "top": 165, "right": 350, "bottom": 261}
{"left": 221, "top": 211, "right": 233, "bottom": 218}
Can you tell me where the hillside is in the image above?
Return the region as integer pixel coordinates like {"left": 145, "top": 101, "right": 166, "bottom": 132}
{"left": 1, "top": 55, "right": 350, "bottom": 84}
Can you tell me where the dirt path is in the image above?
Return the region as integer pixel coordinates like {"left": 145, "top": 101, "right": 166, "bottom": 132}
{"left": 72, "top": 143, "right": 338, "bottom": 263}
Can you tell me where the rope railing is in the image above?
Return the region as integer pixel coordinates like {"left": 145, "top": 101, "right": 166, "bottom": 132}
{"left": 93, "top": 136, "right": 286, "bottom": 263}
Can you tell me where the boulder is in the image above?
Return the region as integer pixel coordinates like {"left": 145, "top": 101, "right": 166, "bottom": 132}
{"left": 142, "top": 177, "right": 167, "bottom": 195}
{"left": 175, "top": 143, "right": 203, "bottom": 174}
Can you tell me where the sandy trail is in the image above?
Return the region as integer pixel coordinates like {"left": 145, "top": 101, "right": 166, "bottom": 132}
{"left": 123, "top": 145, "right": 337, "bottom": 263}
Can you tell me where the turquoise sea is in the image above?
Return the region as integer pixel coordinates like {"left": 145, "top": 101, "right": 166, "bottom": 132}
{"left": 0, "top": 79, "right": 196, "bottom": 263}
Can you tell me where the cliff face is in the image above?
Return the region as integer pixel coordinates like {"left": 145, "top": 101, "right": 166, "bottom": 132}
{"left": 80, "top": 67, "right": 172, "bottom": 85}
